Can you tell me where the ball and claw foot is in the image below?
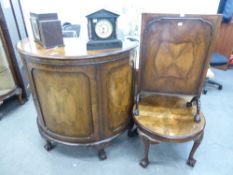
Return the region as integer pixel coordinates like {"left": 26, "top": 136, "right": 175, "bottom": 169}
{"left": 194, "top": 114, "right": 201, "bottom": 123}
{"left": 44, "top": 141, "right": 54, "bottom": 151}
{"left": 140, "top": 159, "right": 149, "bottom": 168}
{"left": 98, "top": 149, "right": 107, "bottom": 160}
{"left": 187, "top": 158, "right": 196, "bottom": 167}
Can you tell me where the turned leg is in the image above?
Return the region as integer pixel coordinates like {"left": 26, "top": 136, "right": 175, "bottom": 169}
{"left": 187, "top": 132, "right": 204, "bottom": 167}
{"left": 44, "top": 140, "right": 55, "bottom": 151}
{"left": 140, "top": 136, "right": 151, "bottom": 168}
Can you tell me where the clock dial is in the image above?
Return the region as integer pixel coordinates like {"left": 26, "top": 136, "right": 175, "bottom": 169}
{"left": 95, "top": 19, "right": 113, "bottom": 39}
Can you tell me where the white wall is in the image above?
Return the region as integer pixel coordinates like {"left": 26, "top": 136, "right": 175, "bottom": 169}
{"left": 20, "top": 0, "right": 220, "bottom": 40}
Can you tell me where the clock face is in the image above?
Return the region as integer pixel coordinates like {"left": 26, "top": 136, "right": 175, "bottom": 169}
{"left": 95, "top": 19, "right": 113, "bottom": 39}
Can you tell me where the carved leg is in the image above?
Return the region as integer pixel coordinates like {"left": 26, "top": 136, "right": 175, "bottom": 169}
{"left": 140, "top": 136, "right": 151, "bottom": 168}
{"left": 187, "top": 132, "right": 204, "bottom": 167}
{"left": 128, "top": 117, "right": 138, "bottom": 137}
{"left": 44, "top": 140, "right": 55, "bottom": 151}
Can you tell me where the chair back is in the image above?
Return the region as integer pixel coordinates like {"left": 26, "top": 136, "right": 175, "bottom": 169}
{"left": 138, "top": 14, "right": 221, "bottom": 97}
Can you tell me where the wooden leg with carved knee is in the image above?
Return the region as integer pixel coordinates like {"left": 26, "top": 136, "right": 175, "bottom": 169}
{"left": 187, "top": 131, "right": 204, "bottom": 167}
{"left": 140, "top": 136, "right": 151, "bottom": 168}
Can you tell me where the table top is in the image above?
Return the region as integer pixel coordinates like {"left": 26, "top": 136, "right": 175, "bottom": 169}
{"left": 17, "top": 38, "right": 138, "bottom": 60}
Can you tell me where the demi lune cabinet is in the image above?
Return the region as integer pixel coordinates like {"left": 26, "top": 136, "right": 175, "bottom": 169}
{"left": 17, "top": 38, "right": 137, "bottom": 159}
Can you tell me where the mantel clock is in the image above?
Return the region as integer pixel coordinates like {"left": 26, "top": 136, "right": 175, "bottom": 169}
{"left": 86, "top": 9, "right": 122, "bottom": 50}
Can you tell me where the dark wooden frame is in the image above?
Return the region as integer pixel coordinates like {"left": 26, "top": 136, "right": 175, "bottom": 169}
{"left": 0, "top": 21, "right": 24, "bottom": 119}
{"left": 0, "top": 0, "right": 29, "bottom": 112}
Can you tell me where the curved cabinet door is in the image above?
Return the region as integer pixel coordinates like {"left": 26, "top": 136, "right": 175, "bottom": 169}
{"left": 28, "top": 63, "right": 99, "bottom": 143}
{"left": 100, "top": 53, "right": 134, "bottom": 138}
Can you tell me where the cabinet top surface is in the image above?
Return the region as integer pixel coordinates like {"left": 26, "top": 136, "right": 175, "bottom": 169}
{"left": 17, "top": 38, "right": 137, "bottom": 59}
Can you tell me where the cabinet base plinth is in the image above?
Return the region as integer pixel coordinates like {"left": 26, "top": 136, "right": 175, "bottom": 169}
{"left": 37, "top": 117, "right": 127, "bottom": 160}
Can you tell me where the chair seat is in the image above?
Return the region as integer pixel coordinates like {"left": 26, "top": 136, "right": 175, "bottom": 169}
{"left": 134, "top": 95, "right": 205, "bottom": 140}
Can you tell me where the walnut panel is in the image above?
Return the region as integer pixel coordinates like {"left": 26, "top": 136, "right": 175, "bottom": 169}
{"left": 100, "top": 56, "right": 133, "bottom": 137}
{"left": 108, "top": 64, "right": 132, "bottom": 129}
{"left": 32, "top": 68, "right": 95, "bottom": 138}
{"left": 140, "top": 17, "right": 214, "bottom": 95}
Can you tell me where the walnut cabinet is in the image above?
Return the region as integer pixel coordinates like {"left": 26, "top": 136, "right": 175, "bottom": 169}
{"left": 17, "top": 38, "right": 137, "bottom": 159}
